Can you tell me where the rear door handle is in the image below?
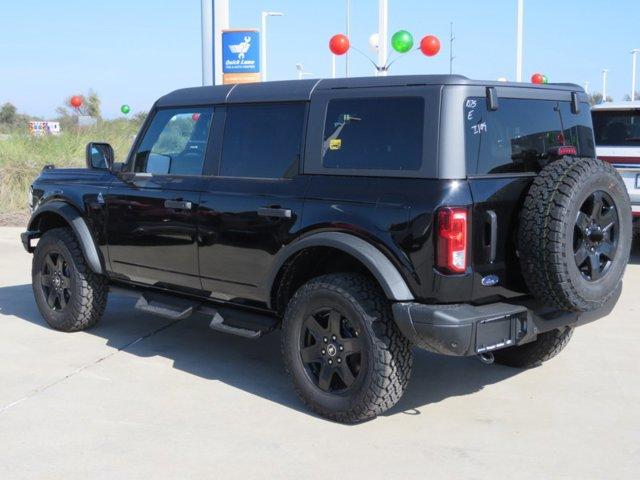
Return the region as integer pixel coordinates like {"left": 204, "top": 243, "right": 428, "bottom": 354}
{"left": 257, "top": 207, "right": 292, "bottom": 219}
{"left": 164, "top": 199, "right": 192, "bottom": 210}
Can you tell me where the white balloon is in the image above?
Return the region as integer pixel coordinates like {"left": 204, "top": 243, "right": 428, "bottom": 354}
{"left": 368, "top": 33, "right": 380, "bottom": 52}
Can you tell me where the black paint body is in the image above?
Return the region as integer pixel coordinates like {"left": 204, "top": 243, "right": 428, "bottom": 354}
{"left": 29, "top": 76, "right": 591, "bottom": 315}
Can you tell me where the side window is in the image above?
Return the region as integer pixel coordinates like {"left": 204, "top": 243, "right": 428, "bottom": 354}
{"left": 465, "top": 98, "right": 595, "bottom": 175}
{"left": 322, "top": 97, "right": 424, "bottom": 171}
{"left": 219, "top": 103, "right": 306, "bottom": 179}
{"left": 133, "top": 107, "right": 213, "bottom": 175}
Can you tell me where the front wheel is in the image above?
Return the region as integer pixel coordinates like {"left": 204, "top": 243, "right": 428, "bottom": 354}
{"left": 32, "top": 227, "right": 108, "bottom": 332}
{"left": 281, "top": 273, "right": 412, "bottom": 423}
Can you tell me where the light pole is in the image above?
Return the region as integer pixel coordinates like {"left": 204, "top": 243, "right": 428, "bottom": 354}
{"left": 201, "top": 0, "right": 229, "bottom": 86}
{"left": 345, "top": 0, "right": 350, "bottom": 77}
{"left": 261, "top": 11, "right": 283, "bottom": 82}
{"left": 631, "top": 49, "right": 639, "bottom": 101}
{"left": 378, "top": 0, "right": 388, "bottom": 76}
{"left": 516, "top": 0, "right": 524, "bottom": 82}
{"left": 602, "top": 69, "right": 609, "bottom": 102}
{"left": 201, "top": 0, "right": 213, "bottom": 85}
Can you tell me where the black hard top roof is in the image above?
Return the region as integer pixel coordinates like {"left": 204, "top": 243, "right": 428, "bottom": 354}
{"left": 156, "top": 75, "right": 583, "bottom": 107}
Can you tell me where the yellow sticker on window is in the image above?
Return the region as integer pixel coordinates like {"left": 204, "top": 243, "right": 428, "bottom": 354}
{"left": 329, "top": 138, "right": 342, "bottom": 150}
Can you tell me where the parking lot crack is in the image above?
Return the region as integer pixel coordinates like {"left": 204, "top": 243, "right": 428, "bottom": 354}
{"left": 0, "top": 317, "right": 184, "bottom": 415}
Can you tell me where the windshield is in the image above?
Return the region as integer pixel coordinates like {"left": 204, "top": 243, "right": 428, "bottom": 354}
{"left": 592, "top": 109, "right": 640, "bottom": 146}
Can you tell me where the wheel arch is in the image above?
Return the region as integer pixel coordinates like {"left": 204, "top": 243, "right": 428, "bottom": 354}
{"left": 266, "top": 232, "right": 414, "bottom": 314}
{"left": 28, "top": 201, "right": 104, "bottom": 275}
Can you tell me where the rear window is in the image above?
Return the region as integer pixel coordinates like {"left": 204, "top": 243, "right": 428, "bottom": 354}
{"left": 465, "top": 98, "right": 595, "bottom": 175}
{"left": 322, "top": 97, "right": 424, "bottom": 171}
{"left": 592, "top": 109, "right": 640, "bottom": 146}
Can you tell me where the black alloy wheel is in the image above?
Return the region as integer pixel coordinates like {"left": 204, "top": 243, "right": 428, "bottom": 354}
{"left": 40, "top": 251, "right": 72, "bottom": 311}
{"left": 573, "top": 190, "right": 618, "bottom": 281}
{"left": 299, "top": 307, "right": 362, "bottom": 393}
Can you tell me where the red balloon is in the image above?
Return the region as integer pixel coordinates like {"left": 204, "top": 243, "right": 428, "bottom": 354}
{"left": 70, "top": 95, "right": 83, "bottom": 108}
{"left": 419, "top": 35, "right": 440, "bottom": 56}
{"left": 531, "top": 73, "right": 544, "bottom": 84}
{"left": 329, "top": 34, "right": 350, "bottom": 55}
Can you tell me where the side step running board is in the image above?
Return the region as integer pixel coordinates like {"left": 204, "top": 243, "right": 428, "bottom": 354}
{"left": 116, "top": 285, "right": 278, "bottom": 338}
{"left": 134, "top": 295, "right": 194, "bottom": 320}
{"left": 208, "top": 312, "right": 262, "bottom": 339}
{"left": 200, "top": 306, "right": 278, "bottom": 340}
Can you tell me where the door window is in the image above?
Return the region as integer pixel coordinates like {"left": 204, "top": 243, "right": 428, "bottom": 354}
{"left": 219, "top": 103, "right": 306, "bottom": 179}
{"left": 133, "top": 108, "right": 213, "bottom": 175}
{"left": 322, "top": 97, "right": 424, "bottom": 171}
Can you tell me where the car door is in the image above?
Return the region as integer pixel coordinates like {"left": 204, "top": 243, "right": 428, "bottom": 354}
{"left": 198, "top": 102, "right": 309, "bottom": 306}
{"left": 106, "top": 106, "right": 215, "bottom": 292}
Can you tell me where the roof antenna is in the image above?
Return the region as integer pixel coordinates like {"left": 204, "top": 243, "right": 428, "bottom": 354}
{"left": 449, "top": 22, "right": 455, "bottom": 75}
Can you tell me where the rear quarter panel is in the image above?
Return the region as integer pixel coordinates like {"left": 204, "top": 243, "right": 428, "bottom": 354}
{"left": 302, "top": 175, "right": 474, "bottom": 303}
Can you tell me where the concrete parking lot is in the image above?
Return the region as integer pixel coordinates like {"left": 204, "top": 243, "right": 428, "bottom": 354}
{"left": 0, "top": 226, "right": 638, "bottom": 480}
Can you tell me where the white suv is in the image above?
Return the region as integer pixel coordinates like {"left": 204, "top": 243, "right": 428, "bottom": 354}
{"left": 592, "top": 101, "right": 640, "bottom": 234}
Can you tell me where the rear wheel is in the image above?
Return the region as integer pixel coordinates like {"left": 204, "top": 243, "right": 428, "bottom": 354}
{"left": 281, "top": 273, "right": 412, "bottom": 423}
{"left": 32, "top": 227, "right": 108, "bottom": 332}
{"left": 493, "top": 327, "right": 574, "bottom": 368}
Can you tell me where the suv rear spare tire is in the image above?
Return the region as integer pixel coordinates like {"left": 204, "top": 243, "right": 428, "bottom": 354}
{"left": 518, "top": 157, "right": 632, "bottom": 312}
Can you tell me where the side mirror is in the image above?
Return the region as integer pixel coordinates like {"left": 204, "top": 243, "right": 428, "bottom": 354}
{"left": 86, "top": 142, "right": 114, "bottom": 170}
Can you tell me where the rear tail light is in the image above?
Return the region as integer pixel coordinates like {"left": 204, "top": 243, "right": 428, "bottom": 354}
{"left": 437, "top": 207, "right": 468, "bottom": 274}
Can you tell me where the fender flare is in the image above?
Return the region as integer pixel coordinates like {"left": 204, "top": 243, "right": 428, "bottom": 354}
{"left": 28, "top": 201, "right": 104, "bottom": 275}
{"left": 265, "top": 232, "right": 414, "bottom": 307}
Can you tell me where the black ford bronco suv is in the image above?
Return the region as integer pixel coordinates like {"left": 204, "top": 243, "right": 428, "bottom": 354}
{"left": 22, "top": 75, "right": 632, "bottom": 423}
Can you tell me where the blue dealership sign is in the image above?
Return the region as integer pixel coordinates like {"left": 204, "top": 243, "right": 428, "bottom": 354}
{"left": 222, "top": 30, "right": 260, "bottom": 83}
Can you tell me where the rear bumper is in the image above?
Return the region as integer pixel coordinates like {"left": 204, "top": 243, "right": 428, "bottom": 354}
{"left": 614, "top": 166, "right": 640, "bottom": 215}
{"left": 392, "top": 284, "right": 621, "bottom": 356}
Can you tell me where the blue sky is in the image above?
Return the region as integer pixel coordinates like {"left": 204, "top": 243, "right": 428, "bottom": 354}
{"left": 1, "top": 0, "right": 638, "bottom": 118}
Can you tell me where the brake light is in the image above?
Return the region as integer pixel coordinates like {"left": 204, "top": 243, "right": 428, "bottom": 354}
{"left": 437, "top": 207, "right": 468, "bottom": 273}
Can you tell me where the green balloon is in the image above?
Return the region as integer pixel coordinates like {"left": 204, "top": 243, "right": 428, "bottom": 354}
{"left": 120, "top": 104, "right": 131, "bottom": 115}
{"left": 542, "top": 75, "right": 549, "bottom": 84}
{"left": 391, "top": 30, "right": 414, "bottom": 53}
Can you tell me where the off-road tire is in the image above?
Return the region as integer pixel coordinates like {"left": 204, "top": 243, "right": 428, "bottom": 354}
{"left": 518, "top": 157, "right": 632, "bottom": 312}
{"left": 32, "top": 227, "right": 108, "bottom": 332}
{"left": 493, "top": 327, "right": 574, "bottom": 368}
{"left": 281, "top": 273, "right": 412, "bottom": 423}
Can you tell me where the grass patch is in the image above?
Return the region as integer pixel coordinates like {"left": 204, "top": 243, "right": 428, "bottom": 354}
{"left": 0, "top": 119, "right": 141, "bottom": 215}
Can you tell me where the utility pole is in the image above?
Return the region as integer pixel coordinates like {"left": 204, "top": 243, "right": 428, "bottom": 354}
{"left": 602, "top": 69, "right": 609, "bottom": 102}
{"left": 378, "top": 0, "right": 389, "bottom": 76}
{"left": 516, "top": 0, "right": 524, "bottom": 82}
{"left": 631, "top": 49, "right": 639, "bottom": 101}
{"left": 449, "top": 22, "right": 455, "bottom": 75}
